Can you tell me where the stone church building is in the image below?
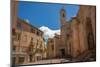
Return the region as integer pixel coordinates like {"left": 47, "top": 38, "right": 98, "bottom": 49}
{"left": 47, "top": 5, "right": 96, "bottom": 61}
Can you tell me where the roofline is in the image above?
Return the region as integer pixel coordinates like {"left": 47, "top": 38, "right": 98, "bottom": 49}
{"left": 17, "top": 17, "right": 44, "bottom": 33}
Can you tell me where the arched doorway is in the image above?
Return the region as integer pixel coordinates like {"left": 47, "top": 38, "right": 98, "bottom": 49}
{"left": 87, "top": 32, "right": 94, "bottom": 49}
{"left": 86, "top": 17, "right": 94, "bottom": 50}
{"left": 60, "top": 48, "right": 65, "bottom": 58}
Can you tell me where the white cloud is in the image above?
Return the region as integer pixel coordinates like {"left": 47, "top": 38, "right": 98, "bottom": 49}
{"left": 39, "top": 26, "right": 60, "bottom": 38}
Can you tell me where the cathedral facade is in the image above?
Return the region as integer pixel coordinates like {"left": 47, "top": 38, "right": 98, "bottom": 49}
{"left": 60, "top": 5, "right": 96, "bottom": 60}
{"left": 47, "top": 5, "right": 96, "bottom": 61}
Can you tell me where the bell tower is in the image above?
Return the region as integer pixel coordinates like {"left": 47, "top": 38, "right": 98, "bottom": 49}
{"left": 60, "top": 6, "right": 67, "bottom": 26}
{"left": 60, "top": 6, "right": 67, "bottom": 44}
{"left": 60, "top": 6, "right": 68, "bottom": 57}
{"left": 60, "top": 7, "right": 67, "bottom": 40}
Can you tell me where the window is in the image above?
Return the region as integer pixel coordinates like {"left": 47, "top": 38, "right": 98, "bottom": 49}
{"left": 30, "top": 28, "right": 35, "bottom": 33}
{"left": 37, "top": 31, "right": 40, "bottom": 36}
{"left": 23, "top": 35, "right": 27, "bottom": 42}
{"left": 36, "top": 40, "right": 39, "bottom": 46}
{"left": 29, "top": 38, "right": 34, "bottom": 52}
{"left": 29, "top": 37, "right": 34, "bottom": 52}
{"left": 29, "top": 55, "right": 33, "bottom": 62}
{"left": 18, "top": 57, "right": 25, "bottom": 64}
{"left": 17, "top": 23, "right": 22, "bottom": 29}
{"left": 52, "top": 45, "right": 54, "bottom": 51}
{"left": 16, "top": 33, "right": 20, "bottom": 40}
{"left": 67, "top": 34, "right": 70, "bottom": 39}
{"left": 15, "top": 33, "right": 20, "bottom": 41}
{"left": 13, "top": 46, "right": 16, "bottom": 51}
{"left": 40, "top": 41, "right": 42, "bottom": 48}
{"left": 12, "top": 28, "right": 16, "bottom": 35}
{"left": 31, "top": 37, "right": 33, "bottom": 41}
{"left": 88, "top": 33, "right": 94, "bottom": 49}
{"left": 30, "top": 28, "right": 33, "bottom": 33}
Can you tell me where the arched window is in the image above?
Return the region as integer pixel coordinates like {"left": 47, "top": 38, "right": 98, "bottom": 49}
{"left": 86, "top": 17, "right": 94, "bottom": 49}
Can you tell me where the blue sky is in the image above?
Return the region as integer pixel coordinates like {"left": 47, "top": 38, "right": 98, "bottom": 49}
{"left": 18, "top": 1, "right": 79, "bottom": 30}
